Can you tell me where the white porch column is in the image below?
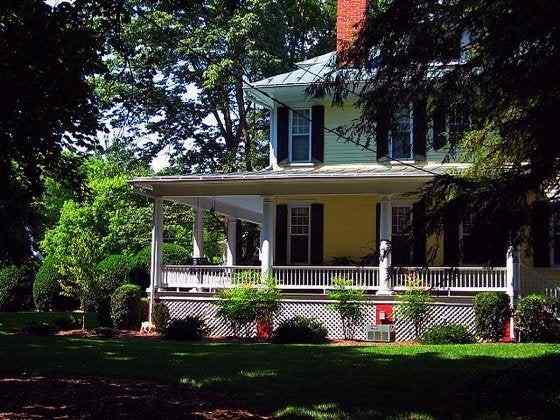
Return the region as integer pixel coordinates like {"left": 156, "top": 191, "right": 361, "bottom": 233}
{"left": 148, "top": 198, "right": 163, "bottom": 323}
{"left": 378, "top": 197, "right": 394, "bottom": 295}
{"left": 225, "top": 217, "right": 237, "bottom": 266}
{"left": 192, "top": 205, "right": 204, "bottom": 260}
{"left": 260, "top": 197, "right": 274, "bottom": 277}
{"left": 506, "top": 243, "right": 520, "bottom": 340}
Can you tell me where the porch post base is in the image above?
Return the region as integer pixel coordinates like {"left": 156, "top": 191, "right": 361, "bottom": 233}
{"left": 376, "top": 289, "right": 395, "bottom": 296}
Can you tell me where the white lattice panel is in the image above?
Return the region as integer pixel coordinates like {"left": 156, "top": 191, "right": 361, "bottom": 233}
{"left": 394, "top": 304, "right": 475, "bottom": 341}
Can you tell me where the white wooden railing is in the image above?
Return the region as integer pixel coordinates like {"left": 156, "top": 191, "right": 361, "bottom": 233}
{"left": 161, "top": 265, "right": 260, "bottom": 289}
{"left": 390, "top": 266, "right": 508, "bottom": 292}
{"left": 159, "top": 265, "right": 508, "bottom": 293}
{"left": 272, "top": 266, "right": 379, "bottom": 290}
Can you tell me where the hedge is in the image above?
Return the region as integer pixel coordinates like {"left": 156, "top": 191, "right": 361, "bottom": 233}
{"left": 473, "top": 292, "right": 511, "bottom": 342}
{"left": 110, "top": 283, "right": 143, "bottom": 329}
{"left": 97, "top": 254, "right": 134, "bottom": 294}
{"left": 33, "top": 258, "right": 63, "bottom": 311}
{"left": 0, "top": 265, "right": 29, "bottom": 311}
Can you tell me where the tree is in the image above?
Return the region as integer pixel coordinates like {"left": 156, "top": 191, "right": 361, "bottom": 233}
{"left": 396, "top": 279, "right": 432, "bottom": 340}
{"left": 319, "top": 0, "right": 560, "bottom": 253}
{"left": 0, "top": 0, "right": 104, "bottom": 264}
{"left": 328, "top": 278, "right": 366, "bottom": 340}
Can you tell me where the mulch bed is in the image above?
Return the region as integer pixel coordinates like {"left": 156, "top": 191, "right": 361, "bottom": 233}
{"left": 0, "top": 375, "right": 268, "bottom": 419}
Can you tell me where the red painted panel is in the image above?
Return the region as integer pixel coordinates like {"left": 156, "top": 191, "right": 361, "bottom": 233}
{"left": 376, "top": 304, "right": 394, "bottom": 325}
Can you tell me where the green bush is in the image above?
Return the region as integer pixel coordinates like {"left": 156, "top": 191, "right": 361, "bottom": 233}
{"left": 515, "top": 294, "right": 559, "bottom": 342}
{"left": 33, "top": 258, "right": 63, "bottom": 311}
{"left": 474, "top": 292, "right": 511, "bottom": 342}
{"left": 165, "top": 317, "right": 208, "bottom": 341}
{"left": 52, "top": 314, "right": 81, "bottom": 331}
{"left": 20, "top": 322, "right": 55, "bottom": 336}
{"left": 421, "top": 324, "right": 475, "bottom": 344}
{"left": 0, "top": 265, "right": 27, "bottom": 311}
{"left": 131, "top": 243, "right": 191, "bottom": 288}
{"left": 97, "top": 254, "right": 134, "bottom": 294}
{"left": 152, "top": 302, "right": 170, "bottom": 333}
{"left": 396, "top": 279, "right": 433, "bottom": 339}
{"left": 273, "top": 316, "right": 328, "bottom": 343}
{"left": 328, "top": 278, "right": 365, "bottom": 340}
{"left": 110, "top": 283, "right": 142, "bottom": 329}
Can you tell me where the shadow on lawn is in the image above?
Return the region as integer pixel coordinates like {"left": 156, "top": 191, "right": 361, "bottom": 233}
{"left": 2, "top": 336, "right": 560, "bottom": 419}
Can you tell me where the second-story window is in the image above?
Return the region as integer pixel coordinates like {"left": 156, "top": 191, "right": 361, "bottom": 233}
{"left": 390, "top": 107, "right": 413, "bottom": 160}
{"left": 290, "top": 109, "right": 311, "bottom": 162}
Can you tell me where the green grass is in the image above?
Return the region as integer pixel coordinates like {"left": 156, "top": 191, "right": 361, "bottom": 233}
{"left": 0, "top": 311, "right": 97, "bottom": 334}
{"left": 1, "top": 334, "right": 559, "bottom": 419}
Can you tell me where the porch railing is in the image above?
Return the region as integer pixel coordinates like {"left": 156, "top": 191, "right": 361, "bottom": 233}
{"left": 272, "top": 266, "right": 379, "bottom": 290}
{"left": 390, "top": 266, "right": 508, "bottom": 292}
{"left": 161, "top": 265, "right": 260, "bottom": 289}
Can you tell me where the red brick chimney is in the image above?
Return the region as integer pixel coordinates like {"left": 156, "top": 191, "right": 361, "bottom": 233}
{"left": 336, "top": 0, "right": 368, "bottom": 55}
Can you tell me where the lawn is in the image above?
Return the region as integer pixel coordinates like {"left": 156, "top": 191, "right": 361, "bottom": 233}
{"left": 2, "top": 333, "right": 560, "bottom": 419}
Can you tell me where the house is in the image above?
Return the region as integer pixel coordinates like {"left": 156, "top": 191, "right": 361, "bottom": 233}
{"left": 132, "top": 0, "right": 559, "bottom": 341}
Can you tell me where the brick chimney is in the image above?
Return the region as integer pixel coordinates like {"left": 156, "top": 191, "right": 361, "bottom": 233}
{"left": 336, "top": 0, "right": 368, "bottom": 55}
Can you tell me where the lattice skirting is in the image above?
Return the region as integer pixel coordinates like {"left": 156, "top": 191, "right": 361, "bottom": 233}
{"left": 161, "top": 297, "right": 474, "bottom": 341}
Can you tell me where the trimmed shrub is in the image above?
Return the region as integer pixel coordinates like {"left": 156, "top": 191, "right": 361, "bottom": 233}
{"left": 515, "top": 294, "right": 559, "bottom": 342}
{"left": 131, "top": 243, "right": 191, "bottom": 288}
{"left": 97, "top": 254, "right": 134, "bottom": 294}
{"left": 474, "top": 292, "right": 511, "bottom": 342}
{"left": 0, "top": 265, "right": 26, "bottom": 311}
{"left": 421, "top": 324, "right": 475, "bottom": 344}
{"left": 110, "top": 284, "right": 142, "bottom": 329}
{"left": 328, "top": 278, "right": 366, "bottom": 340}
{"left": 33, "top": 258, "right": 63, "bottom": 311}
{"left": 273, "top": 316, "right": 328, "bottom": 343}
{"left": 152, "top": 302, "right": 171, "bottom": 333}
{"left": 165, "top": 317, "right": 208, "bottom": 341}
{"left": 395, "top": 279, "right": 433, "bottom": 339}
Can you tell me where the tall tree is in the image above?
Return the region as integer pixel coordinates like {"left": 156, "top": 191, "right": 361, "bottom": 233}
{"left": 0, "top": 0, "right": 104, "bottom": 264}
{"left": 323, "top": 0, "right": 560, "bottom": 257}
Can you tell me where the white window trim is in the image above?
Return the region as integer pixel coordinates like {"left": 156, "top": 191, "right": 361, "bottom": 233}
{"left": 287, "top": 203, "right": 311, "bottom": 265}
{"left": 288, "top": 108, "right": 312, "bottom": 163}
{"left": 389, "top": 106, "right": 414, "bottom": 161}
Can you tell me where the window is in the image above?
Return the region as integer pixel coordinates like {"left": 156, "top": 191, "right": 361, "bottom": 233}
{"left": 391, "top": 206, "right": 413, "bottom": 265}
{"left": 447, "top": 103, "right": 470, "bottom": 143}
{"left": 390, "top": 107, "right": 413, "bottom": 160}
{"left": 289, "top": 206, "right": 310, "bottom": 264}
{"left": 551, "top": 209, "right": 560, "bottom": 266}
{"left": 290, "top": 109, "right": 311, "bottom": 162}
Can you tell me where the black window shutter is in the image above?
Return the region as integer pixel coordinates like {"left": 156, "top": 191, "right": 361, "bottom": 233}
{"left": 376, "top": 111, "right": 390, "bottom": 161}
{"left": 443, "top": 209, "right": 460, "bottom": 266}
{"left": 311, "top": 105, "right": 324, "bottom": 163}
{"left": 277, "top": 107, "right": 289, "bottom": 163}
{"left": 413, "top": 99, "right": 427, "bottom": 161}
{"left": 235, "top": 220, "right": 243, "bottom": 263}
{"left": 432, "top": 102, "right": 447, "bottom": 150}
{"left": 532, "top": 201, "right": 551, "bottom": 267}
{"left": 275, "top": 205, "right": 288, "bottom": 265}
{"left": 375, "top": 202, "right": 381, "bottom": 265}
{"left": 413, "top": 201, "right": 427, "bottom": 265}
{"left": 310, "top": 203, "right": 324, "bottom": 264}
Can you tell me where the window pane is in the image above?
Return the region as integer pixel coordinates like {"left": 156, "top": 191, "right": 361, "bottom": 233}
{"left": 290, "top": 207, "right": 310, "bottom": 264}
{"left": 392, "top": 206, "right": 411, "bottom": 236}
{"left": 391, "top": 108, "right": 412, "bottom": 159}
{"left": 290, "top": 236, "right": 309, "bottom": 264}
{"left": 292, "top": 135, "right": 310, "bottom": 162}
{"left": 291, "top": 110, "right": 310, "bottom": 135}
{"left": 291, "top": 110, "right": 310, "bottom": 162}
{"left": 448, "top": 104, "right": 470, "bottom": 141}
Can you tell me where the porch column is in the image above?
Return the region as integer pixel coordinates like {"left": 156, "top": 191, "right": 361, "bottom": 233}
{"left": 378, "top": 197, "right": 394, "bottom": 295}
{"left": 192, "top": 205, "right": 204, "bottom": 260}
{"left": 225, "top": 216, "right": 237, "bottom": 266}
{"left": 260, "top": 197, "right": 274, "bottom": 277}
{"left": 148, "top": 198, "right": 163, "bottom": 323}
{"left": 506, "top": 243, "right": 520, "bottom": 340}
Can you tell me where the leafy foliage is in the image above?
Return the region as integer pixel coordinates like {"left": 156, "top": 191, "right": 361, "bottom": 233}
{"left": 396, "top": 279, "right": 433, "bottom": 339}
{"left": 421, "top": 324, "right": 475, "bottom": 345}
{"left": 0, "top": 266, "right": 27, "bottom": 312}
{"left": 473, "top": 292, "right": 511, "bottom": 342}
{"left": 165, "top": 317, "right": 209, "bottom": 341}
{"left": 97, "top": 254, "right": 134, "bottom": 295}
{"left": 33, "top": 257, "right": 64, "bottom": 311}
{"left": 273, "top": 316, "right": 328, "bottom": 344}
{"left": 110, "top": 283, "right": 143, "bottom": 330}
{"left": 515, "top": 294, "right": 559, "bottom": 342}
{"left": 328, "top": 278, "right": 366, "bottom": 340}
{"left": 152, "top": 302, "right": 171, "bottom": 333}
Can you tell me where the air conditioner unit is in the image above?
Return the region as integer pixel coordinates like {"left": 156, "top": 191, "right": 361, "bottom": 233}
{"left": 366, "top": 324, "right": 395, "bottom": 342}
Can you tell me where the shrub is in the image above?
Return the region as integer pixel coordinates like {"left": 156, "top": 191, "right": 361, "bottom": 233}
{"left": 328, "top": 278, "right": 366, "bottom": 340}
{"left": 97, "top": 254, "right": 134, "bottom": 294}
{"left": 474, "top": 292, "right": 511, "bottom": 342}
{"left": 396, "top": 278, "right": 433, "bottom": 339}
{"left": 165, "top": 317, "right": 208, "bottom": 341}
{"left": 131, "top": 243, "right": 191, "bottom": 288}
{"left": 153, "top": 302, "right": 171, "bottom": 333}
{"left": 515, "top": 294, "right": 559, "bottom": 342}
{"left": 20, "top": 322, "right": 55, "bottom": 336}
{"left": 52, "top": 314, "right": 81, "bottom": 331}
{"left": 33, "top": 258, "right": 63, "bottom": 311}
{"left": 0, "top": 265, "right": 26, "bottom": 311}
{"left": 110, "top": 283, "right": 142, "bottom": 329}
{"left": 273, "top": 316, "right": 328, "bottom": 343}
{"left": 421, "top": 324, "right": 475, "bottom": 344}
